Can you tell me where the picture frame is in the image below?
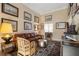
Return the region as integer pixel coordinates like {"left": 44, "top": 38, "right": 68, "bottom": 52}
{"left": 34, "top": 24, "right": 39, "bottom": 31}
{"left": 24, "top": 11, "right": 32, "bottom": 21}
{"left": 24, "top": 22, "right": 32, "bottom": 30}
{"left": 34, "top": 16, "right": 39, "bottom": 23}
{"left": 56, "top": 22, "right": 67, "bottom": 29}
{"left": 34, "top": 24, "right": 37, "bottom": 31}
{"left": 45, "top": 15, "right": 52, "bottom": 22}
{"left": 2, "top": 3, "right": 19, "bottom": 17}
{"left": 1, "top": 18, "right": 18, "bottom": 32}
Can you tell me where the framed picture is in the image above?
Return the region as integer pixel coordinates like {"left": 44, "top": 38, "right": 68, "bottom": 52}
{"left": 24, "top": 11, "right": 32, "bottom": 21}
{"left": 34, "top": 24, "right": 37, "bottom": 31}
{"left": 34, "top": 16, "right": 39, "bottom": 23}
{"left": 1, "top": 18, "right": 18, "bottom": 32}
{"left": 24, "top": 22, "right": 32, "bottom": 30}
{"left": 56, "top": 22, "right": 67, "bottom": 29}
{"left": 2, "top": 3, "right": 19, "bottom": 17}
{"left": 45, "top": 15, "right": 52, "bottom": 22}
{"left": 34, "top": 24, "right": 38, "bottom": 31}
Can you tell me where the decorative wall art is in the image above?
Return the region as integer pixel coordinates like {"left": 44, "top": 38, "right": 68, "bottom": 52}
{"left": 34, "top": 24, "right": 38, "bottom": 31}
{"left": 45, "top": 15, "right": 52, "bottom": 22}
{"left": 56, "top": 22, "right": 67, "bottom": 29}
{"left": 2, "top": 3, "right": 19, "bottom": 17}
{"left": 34, "top": 16, "right": 39, "bottom": 23}
{"left": 34, "top": 24, "right": 40, "bottom": 31}
{"left": 24, "top": 11, "right": 32, "bottom": 21}
{"left": 24, "top": 22, "right": 32, "bottom": 30}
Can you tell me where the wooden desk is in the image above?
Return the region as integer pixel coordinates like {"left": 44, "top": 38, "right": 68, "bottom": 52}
{"left": 62, "top": 40, "right": 79, "bottom": 47}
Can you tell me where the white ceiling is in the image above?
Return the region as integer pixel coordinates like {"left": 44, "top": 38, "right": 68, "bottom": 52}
{"left": 23, "top": 3, "right": 68, "bottom": 15}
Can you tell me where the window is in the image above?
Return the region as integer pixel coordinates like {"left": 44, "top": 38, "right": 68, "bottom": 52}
{"left": 44, "top": 23, "right": 53, "bottom": 32}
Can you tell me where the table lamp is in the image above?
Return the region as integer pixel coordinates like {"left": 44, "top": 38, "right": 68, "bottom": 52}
{"left": 0, "top": 23, "right": 13, "bottom": 44}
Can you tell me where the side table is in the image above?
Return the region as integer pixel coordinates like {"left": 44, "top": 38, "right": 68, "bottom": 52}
{"left": 0, "top": 41, "right": 17, "bottom": 56}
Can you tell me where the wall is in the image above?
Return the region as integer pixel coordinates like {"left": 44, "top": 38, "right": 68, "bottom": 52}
{"left": 0, "top": 3, "right": 40, "bottom": 33}
{"left": 0, "top": 3, "right": 71, "bottom": 41}
{"left": 40, "top": 8, "right": 69, "bottom": 41}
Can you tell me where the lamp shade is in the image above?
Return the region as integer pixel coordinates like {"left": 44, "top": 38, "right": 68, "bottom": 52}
{"left": 0, "top": 23, "right": 13, "bottom": 33}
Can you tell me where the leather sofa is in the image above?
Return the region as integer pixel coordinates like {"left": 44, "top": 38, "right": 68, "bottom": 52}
{"left": 13, "top": 33, "right": 43, "bottom": 42}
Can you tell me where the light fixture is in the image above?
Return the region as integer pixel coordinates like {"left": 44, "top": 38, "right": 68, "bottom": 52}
{"left": 0, "top": 23, "right": 13, "bottom": 44}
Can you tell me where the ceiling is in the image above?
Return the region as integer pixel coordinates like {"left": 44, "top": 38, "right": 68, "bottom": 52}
{"left": 23, "top": 3, "right": 68, "bottom": 15}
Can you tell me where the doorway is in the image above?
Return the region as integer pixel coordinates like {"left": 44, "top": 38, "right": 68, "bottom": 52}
{"left": 44, "top": 23, "right": 53, "bottom": 40}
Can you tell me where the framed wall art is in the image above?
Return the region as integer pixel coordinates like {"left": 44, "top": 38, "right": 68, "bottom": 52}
{"left": 2, "top": 3, "right": 19, "bottom": 17}
{"left": 34, "top": 24, "right": 40, "bottom": 31}
{"left": 34, "top": 16, "right": 39, "bottom": 23}
{"left": 34, "top": 24, "right": 37, "bottom": 31}
{"left": 24, "top": 22, "right": 32, "bottom": 30}
{"left": 45, "top": 15, "right": 52, "bottom": 22}
{"left": 24, "top": 11, "right": 32, "bottom": 21}
{"left": 1, "top": 18, "right": 18, "bottom": 32}
{"left": 34, "top": 24, "right": 38, "bottom": 31}
{"left": 56, "top": 22, "right": 67, "bottom": 29}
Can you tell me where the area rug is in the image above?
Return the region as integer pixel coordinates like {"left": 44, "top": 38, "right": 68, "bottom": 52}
{"left": 34, "top": 41, "right": 61, "bottom": 56}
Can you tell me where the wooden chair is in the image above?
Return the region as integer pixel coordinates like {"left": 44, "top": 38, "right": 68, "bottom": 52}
{"left": 17, "top": 37, "right": 30, "bottom": 56}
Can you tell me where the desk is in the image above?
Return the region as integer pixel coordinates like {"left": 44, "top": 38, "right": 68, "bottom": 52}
{"left": 62, "top": 40, "right": 79, "bottom": 47}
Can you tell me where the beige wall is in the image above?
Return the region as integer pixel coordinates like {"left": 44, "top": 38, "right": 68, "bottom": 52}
{"left": 0, "top": 3, "right": 40, "bottom": 33}
{"left": 40, "top": 8, "right": 69, "bottom": 41}
{"left": 0, "top": 3, "right": 72, "bottom": 41}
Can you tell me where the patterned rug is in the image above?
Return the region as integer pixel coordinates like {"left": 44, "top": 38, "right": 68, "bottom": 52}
{"left": 34, "top": 41, "right": 61, "bottom": 56}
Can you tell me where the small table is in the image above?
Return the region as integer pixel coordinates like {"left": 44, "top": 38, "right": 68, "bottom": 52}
{"left": 0, "top": 39, "right": 5, "bottom": 56}
{"left": 0, "top": 41, "right": 16, "bottom": 56}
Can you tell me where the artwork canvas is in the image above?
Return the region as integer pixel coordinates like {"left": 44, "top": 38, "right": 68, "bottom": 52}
{"left": 24, "top": 11, "right": 32, "bottom": 21}
{"left": 56, "top": 22, "right": 66, "bottom": 29}
{"left": 45, "top": 15, "right": 52, "bottom": 22}
{"left": 2, "top": 3, "right": 19, "bottom": 17}
{"left": 24, "top": 22, "right": 32, "bottom": 30}
{"left": 34, "top": 16, "right": 39, "bottom": 23}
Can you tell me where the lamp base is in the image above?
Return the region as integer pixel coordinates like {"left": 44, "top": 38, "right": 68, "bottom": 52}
{"left": 1, "top": 37, "right": 12, "bottom": 44}
{"left": 4, "top": 40, "right": 11, "bottom": 44}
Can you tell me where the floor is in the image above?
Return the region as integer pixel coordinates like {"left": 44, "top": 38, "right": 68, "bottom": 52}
{"left": 0, "top": 41, "right": 61, "bottom": 56}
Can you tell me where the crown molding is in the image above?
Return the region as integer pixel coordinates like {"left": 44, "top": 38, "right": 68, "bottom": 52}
{"left": 40, "top": 6, "right": 68, "bottom": 15}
